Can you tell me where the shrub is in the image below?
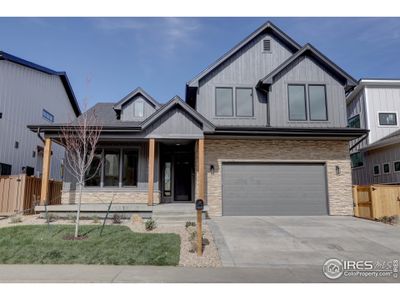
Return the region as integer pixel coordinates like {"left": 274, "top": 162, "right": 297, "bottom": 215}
{"left": 67, "top": 214, "right": 76, "bottom": 223}
{"left": 9, "top": 216, "right": 22, "bottom": 224}
{"left": 112, "top": 214, "right": 121, "bottom": 224}
{"left": 185, "top": 221, "right": 196, "bottom": 229}
{"left": 47, "top": 213, "right": 58, "bottom": 223}
{"left": 92, "top": 215, "right": 100, "bottom": 224}
{"left": 145, "top": 219, "right": 156, "bottom": 231}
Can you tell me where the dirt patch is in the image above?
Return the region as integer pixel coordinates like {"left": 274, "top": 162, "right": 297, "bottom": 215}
{"left": 62, "top": 234, "right": 89, "bottom": 241}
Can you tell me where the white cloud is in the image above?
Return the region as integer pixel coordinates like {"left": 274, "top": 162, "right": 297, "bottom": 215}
{"left": 92, "top": 17, "right": 202, "bottom": 55}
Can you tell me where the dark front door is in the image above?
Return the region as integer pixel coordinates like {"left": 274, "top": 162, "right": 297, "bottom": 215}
{"left": 160, "top": 143, "right": 194, "bottom": 203}
{"left": 174, "top": 154, "right": 192, "bottom": 201}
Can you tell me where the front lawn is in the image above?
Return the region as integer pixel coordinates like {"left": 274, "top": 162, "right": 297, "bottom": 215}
{"left": 0, "top": 225, "right": 180, "bottom": 265}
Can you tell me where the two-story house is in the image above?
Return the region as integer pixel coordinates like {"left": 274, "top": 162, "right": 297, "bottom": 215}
{"left": 347, "top": 79, "right": 400, "bottom": 185}
{"left": 29, "top": 21, "right": 366, "bottom": 217}
{"left": 0, "top": 51, "right": 80, "bottom": 179}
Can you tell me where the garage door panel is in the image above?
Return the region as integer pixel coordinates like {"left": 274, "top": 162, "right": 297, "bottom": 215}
{"left": 222, "top": 163, "right": 328, "bottom": 216}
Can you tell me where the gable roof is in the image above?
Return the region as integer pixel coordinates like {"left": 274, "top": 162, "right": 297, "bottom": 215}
{"left": 362, "top": 129, "right": 400, "bottom": 152}
{"left": 141, "top": 95, "right": 215, "bottom": 132}
{"left": 0, "top": 50, "right": 81, "bottom": 116}
{"left": 186, "top": 21, "right": 301, "bottom": 88}
{"left": 113, "top": 87, "right": 160, "bottom": 111}
{"left": 258, "top": 44, "right": 357, "bottom": 92}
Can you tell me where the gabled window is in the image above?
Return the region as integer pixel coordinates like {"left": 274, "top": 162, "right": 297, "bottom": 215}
{"left": 288, "top": 84, "right": 307, "bottom": 121}
{"left": 215, "top": 87, "right": 233, "bottom": 116}
{"left": 394, "top": 161, "right": 400, "bottom": 173}
{"left": 308, "top": 85, "right": 327, "bottom": 121}
{"left": 378, "top": 112, "right": 397, "bottom": 126}
{"left": 373, "top": 165, "right": 380, "bottom": 176}
{"left": 348, "top": 114, "right": 361, "bottom": 128}
{"left": 383, "top": 163, "right": 391, "bottom": 174}
{"left": 236, "top": 88, "right": 254, "bottom": 117}
{"left": 134, "top": 101, "right": 144, "bottom": 118}
{"left": 42, "top": 109, "right": 55, "bottom": 123}
{"left": 350, "top": 152, "right": 364, "bottom": 168}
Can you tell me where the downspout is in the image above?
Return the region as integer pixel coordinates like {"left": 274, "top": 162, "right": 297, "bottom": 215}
{"left": 256, "top": 82, "right": 270, "bottom": 127}
{"left": 36, "top": 128, "right": 45, "bottom": 144}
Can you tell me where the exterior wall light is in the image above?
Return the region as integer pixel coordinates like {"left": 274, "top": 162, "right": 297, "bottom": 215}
{"left": 210, "top": 164, "right": 215, "bottom": 175}
{"left": 336, "top": 165, "right": 341, "bottom": 175}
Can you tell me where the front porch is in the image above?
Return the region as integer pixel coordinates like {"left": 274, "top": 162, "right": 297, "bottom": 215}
{"left": 37, "top": 137, "right": 206, "bottom": 213}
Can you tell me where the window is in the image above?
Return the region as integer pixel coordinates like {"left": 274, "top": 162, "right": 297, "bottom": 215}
{"left": 122, "top": 150, "right": 138, "bottom": 186}
{"left": 350, "top": 152, "right": 364, "bottom": 168}
{"left": 378, "top": 112, "right": 397, "bottom": 126}
{"left": 0, "top": 112, "right": 2, "bottom": 119}
{"left": 14, "top": 141, "right": 19, "bottom": 149}
{"left": 383, "top": 163, "right": 390, "bottom": 174}
{"left": 308, "top": 85, "right": 327, "bottom": 121}
{"left": 104, "top": 150, "right": 120, "bottom": 187}
{"left": 348, "top": 114, "right": 361, "bottom": 128}
{"left": 288, "top": 85, "right": 307, "bottom": 121}
{"left": 0, "top": 163, "right": 12, "bottom": 175}
{"left": 134, "top": 101, "right": 144, "bottom": 118}
{"left": 263, "top": 39, "right": 271, "bottom": 52}
{"left": 236, "top": 88, "right": 254, "bottom": 117}
{"left": 163, "top": 161, "right": 172, "bottom": 196}
{"left": 394, "top": 161, "right": 400, "bottom": 172}
{"left": 373, "top": 165, "right": 380, "bottom": 175}
{"left": 85, "top": 150, "right": 102, "bottom": 187}
{"left": 215, "top": 87, "right": 233, "bottom": 116}
{"left": 42, "top": 109, "right": 55, "bottom": 123}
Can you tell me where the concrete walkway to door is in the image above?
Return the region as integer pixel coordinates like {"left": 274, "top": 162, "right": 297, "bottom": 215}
{"left": 209, "top": 216, "right": 400, "bottom": 268}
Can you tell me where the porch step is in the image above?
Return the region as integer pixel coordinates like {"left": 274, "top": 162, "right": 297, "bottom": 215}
{"left": 152, "top": 204, "right": 203, "bottom": 224}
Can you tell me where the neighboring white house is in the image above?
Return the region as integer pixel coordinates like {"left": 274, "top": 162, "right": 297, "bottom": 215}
{"left": 0, "top": 51, "right": 80, "bottom": 179}
{"left": 346, "top": 79, "right": 400, "bottom": 184}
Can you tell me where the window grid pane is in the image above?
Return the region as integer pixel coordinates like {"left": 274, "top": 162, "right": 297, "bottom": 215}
{"left": 309, "top": 85, "right": 327, "bottom": 121}
{"left": 216, "top": 88, "right": 233, "bottom": 116}
{"left": 288, "top": 85, "right": 306, "bottom": 121}
{"left": 394, "top": 161, "right": 400, "bottom": 172}
{"left": 134, "top": 101, "right": 144, "bottom": 117}
{"left": 348, "top": 115, "right": 360, "bottom": 128}
{"left": 236, "top": 88, "right": 253, "bottom": 117}
{"left": 85, "top": 151, "right": 102, "bottom": 187}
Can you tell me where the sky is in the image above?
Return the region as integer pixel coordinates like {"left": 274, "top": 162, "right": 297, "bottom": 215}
{"left": 0, "top": 17, "right": 399, "bottom": 109}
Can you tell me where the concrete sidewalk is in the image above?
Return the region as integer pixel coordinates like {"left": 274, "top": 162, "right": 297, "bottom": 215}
{"left": 0, "top": 265, "right": 398, "bottom": 283}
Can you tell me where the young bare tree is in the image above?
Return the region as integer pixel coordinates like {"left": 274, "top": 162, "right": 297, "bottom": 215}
{"left": 60, "top": 108, "right": 103, "bottom": 238}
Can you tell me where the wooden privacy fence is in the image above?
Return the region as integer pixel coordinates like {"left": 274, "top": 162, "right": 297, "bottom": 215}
{"left": 0, "top": 174, "right": 62, "bottom": 215}
{"left": 353, "top": 185, "right": 400, "bottom": 219}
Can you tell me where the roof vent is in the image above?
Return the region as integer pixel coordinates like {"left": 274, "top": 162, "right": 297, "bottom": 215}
{"left": 263, "top": 39, "right": 271, "bottom": 52}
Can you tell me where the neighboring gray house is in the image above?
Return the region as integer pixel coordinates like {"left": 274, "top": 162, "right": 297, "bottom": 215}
{"left": 0, "top": 51, "right": 80, "bottom": 179}
{"left": 347, "top": 79, "right": 400, "bottom": 185}
{"left": 30, "top": 21, "right": 365, "bottom": 217}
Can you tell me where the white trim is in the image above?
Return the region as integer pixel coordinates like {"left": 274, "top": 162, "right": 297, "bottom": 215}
{"left": 373, "top": 164, "right": 380, "bottom": 176}
{"left": 382, "top": 162, "right": 391, "bottom": 174}
{"left": 377, "top": 111, "right": 399, "bottom": 127}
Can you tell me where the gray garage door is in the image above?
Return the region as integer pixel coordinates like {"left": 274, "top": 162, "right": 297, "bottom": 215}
{"left": 222, "top": 163, "right": 328, "bottom": 216}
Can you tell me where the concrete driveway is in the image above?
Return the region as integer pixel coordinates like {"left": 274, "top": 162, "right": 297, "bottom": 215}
{"left": 209, "top": 216, "right": 400, "bottom": 268}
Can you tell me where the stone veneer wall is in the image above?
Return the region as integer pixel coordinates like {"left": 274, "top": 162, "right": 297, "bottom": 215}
{"left": 61, "top": 189, "right": 160, "bottom": 205}
{"left": 204, "top": 139, "right": 353, "bottom": 217}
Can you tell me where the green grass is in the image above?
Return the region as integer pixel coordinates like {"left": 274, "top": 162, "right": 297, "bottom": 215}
{"left": 0, "top": 225, "right": 180, "bottom": 265}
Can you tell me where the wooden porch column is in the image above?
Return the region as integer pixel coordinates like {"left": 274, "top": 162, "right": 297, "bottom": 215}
{"left": 40, "top": 138, "right": 52, "bottom": 205}
{"left": 147, "top": 138, "right": 155, "bottom": 206}
{"left": 198, "top": 138, "right": 205, "bottom": 200}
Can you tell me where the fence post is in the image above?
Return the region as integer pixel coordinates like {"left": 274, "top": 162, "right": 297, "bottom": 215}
{"left": 352, "top": 185, "right": 359, "bottom": 217}
{"left": 369, "top": 185, "right": 376, "bottom": 219}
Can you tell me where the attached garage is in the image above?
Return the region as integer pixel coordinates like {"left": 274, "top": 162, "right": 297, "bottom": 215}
{"left": 222, "top": 162, "right": 328, "bottom": 216}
